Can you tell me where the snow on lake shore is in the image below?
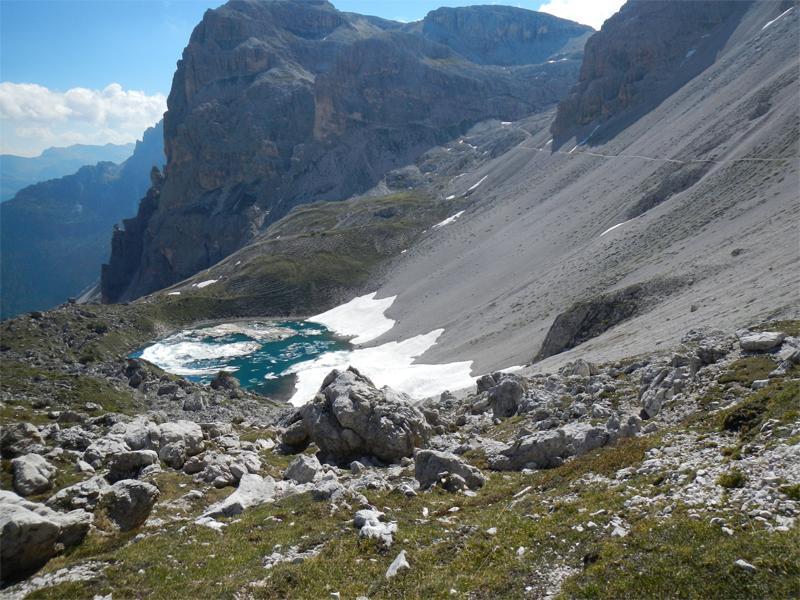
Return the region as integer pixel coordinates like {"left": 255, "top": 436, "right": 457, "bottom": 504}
{"left": 285, "top": 329, "right": 473, "bottom": 406}
{"left": 289, "top": 292, "right": 475, "bottom": 405}
{"left": 307, "top": 292, "right": 396, "bottom": 344}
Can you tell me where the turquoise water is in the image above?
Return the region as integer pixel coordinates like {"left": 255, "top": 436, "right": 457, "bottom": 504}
{"left": 133, "top": 320, "right": 350, "bottom": 400}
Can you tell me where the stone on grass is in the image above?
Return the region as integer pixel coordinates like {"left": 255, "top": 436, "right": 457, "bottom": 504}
{"left": 386, "top": 550, "right": 410, "bottom": 579}
{"left": 739, "top": 332, "right": 785, "bottom": 352}
{"left": 1, "top": 423, "right": 44, "bottom": 459}
{"left": 11, "top": 454, "right": 56, "bottom": 496}
{"left": 354, "top": 509, "right": 396, "bottom": 548}
{"left": 107, "top": 450, "right": 158, "bottom": 482}
{"left": 414, "top": 449, "right": 486, "bottom": 491}
{"left": 98, "top": 480, "right": 159, "bottom": 531}
{"left": 284, "top": 454, "right": 323, "bottom": 484}
{"left": 203, "top": 474, "right": 277, "bottom": 518}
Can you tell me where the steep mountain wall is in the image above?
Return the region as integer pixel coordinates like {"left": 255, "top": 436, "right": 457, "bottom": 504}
{"left": 100, "top": 0, "right": 591, "bottom": 303}
{"left": 551, "top": 0, "right": 753, "bottom": 145}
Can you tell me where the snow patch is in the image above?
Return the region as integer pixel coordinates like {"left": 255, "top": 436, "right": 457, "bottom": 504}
{"left": 285, "top": 329, "right": 473, "bottom": 406}
{"left": 194, "top": 279, "right": 218, "bottom": 289}
{"left": 467, "top": 175, "right": 488, "bottom": 191}
{"left": 600, "top": 219, "right": 634, "bottom": 237}
{"left": 167, "top": 292, "right": 181, "bottom": 296}
{"left": 762, "top": 7, "right": 793, "bottom": 30}
{"left": 445, "top": 194, "right": 456, "bottom": 200}
{"left": 432, "top": 211, "right": 465, "bottom": 229}
{"left": 307, "top": 292, "right": 396, "bottom": 344}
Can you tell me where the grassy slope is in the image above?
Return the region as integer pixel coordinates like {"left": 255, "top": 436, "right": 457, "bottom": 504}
{"left": 145, "top": 190, "right": 454, "bottom": 318}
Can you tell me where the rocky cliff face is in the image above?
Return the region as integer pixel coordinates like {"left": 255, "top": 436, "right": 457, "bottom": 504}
{"left": 101, "top": 0, "right": 591, "bottom": 303}
{"left": 0, "top": 123, "right": 164, "bottom": 319}
{"left": 551, "top": 0, "right": 751, "bottom": 144}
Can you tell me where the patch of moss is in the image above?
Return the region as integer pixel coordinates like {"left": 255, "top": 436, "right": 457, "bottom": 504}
{"left": 718, "top": 356, "right": 777, "bottom": 386}
{"left": 752, "top": 319, "right": 800, "bottom": 337}
{"left": 717, "top": 469, "right": 747, "bottom": 489}
{"left": 779, "top": 483, "right": 800, "bottom": 501}
{"left": 719, "top": 380, "right": 800, "bottom": 439}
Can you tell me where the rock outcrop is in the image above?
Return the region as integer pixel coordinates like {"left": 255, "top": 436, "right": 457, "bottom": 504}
{"left": 282, "top": 367, "right": 431, "bottom": 463}
{"left": 551, "top": 1, "right": 749, "bottom": 143}
{"left": 101, "top": 1, "right": 590, "bottom": 302}
{"left": 0, "top": 491, "right": 92, "bottom": 583}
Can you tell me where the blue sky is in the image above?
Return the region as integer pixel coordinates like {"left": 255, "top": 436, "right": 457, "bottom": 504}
{"left": 0, "top": 0, "right": 623, "bottom": 155}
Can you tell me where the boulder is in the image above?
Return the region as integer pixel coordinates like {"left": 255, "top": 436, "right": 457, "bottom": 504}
{"left": 83, "top": 436, "right": 130, "bottom": 468}
{"left": 52, "top": 426, "right": 94, "bottom": 451}
{"left": 46, "top": 476, "right": 110, "bottom": 512}
{"left": 202, "top": 474, "right": 277, "bottom": 518}
{"left": 183, "top": 395, "right": 208, "bottom": 412}
{"left": 1, "top": 422, "right": 44, "bottom": 458}
{"left": 386, "top": 550, "right": 410, "bottom": 579}
{"left": 284, "top": 368, "right": 431, "bottom": 463}
{"left": 11, "top": 454, "right": 56, "bottom": 496}
{"left": 155, "top": 421, "right": 205, "bottom": 469}
{"left": 562, "top": 423, "right": 610, "bottom": 455}
{"left": 488, "top": 429, "right": 568, "bottom": 471}
{"left": 188, "top": 450, "right": 262, "bottom": 488}
{"left": 97, "top": 480, "right": 159, "bottom": 531}
{"left": 121, "top": 419, "right": 161, "bottom": 451}
{"left": 414, "top": 449, "right": 486, "bottom": 491}
{"left": 488, "top": 378, "right": 525, "bottom": 419}
{"left": 284, "top": 454, "right": 323, "bottom": 484}
{"left": 158, "top": 421, "right": 204, "bottom": 455}
{"left": 0, "top": 491, "right": 92, "bottom": 583}
{"left": 159, "top": 441, "right": 188, "bottom": 469}
{"left": 739, "top": 332, "right": 785, "bottom": 352}
{"left": 107, "top": 450, "right": 159, "bottom": 482}
{"left": 200, "top": 422, "right": 234, "bottom": 439}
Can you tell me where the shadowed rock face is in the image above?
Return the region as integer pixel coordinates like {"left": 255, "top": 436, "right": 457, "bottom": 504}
{"left": 551, "top": 0, "right": 750, "bottom": 144}
{"left": 101, "top": 0, "right": 591, "bottom": 302}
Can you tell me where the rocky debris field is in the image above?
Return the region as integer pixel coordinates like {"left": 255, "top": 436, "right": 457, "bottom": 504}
{"left": 1, "top": 319, "right": 799, "bottom": 598}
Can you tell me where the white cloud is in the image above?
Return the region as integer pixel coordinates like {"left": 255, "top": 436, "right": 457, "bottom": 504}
{"left": 538, "top": 0, "right": 625, "bottom": 30}
{"left": 0, "top": 82, "right": 166, "bottom": 156}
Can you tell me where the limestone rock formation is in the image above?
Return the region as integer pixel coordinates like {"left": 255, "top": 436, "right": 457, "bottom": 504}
{"left": 551, "top": 1, "right": 749, "bottom": 144}
{"left": 0, "top": 491, "right": 92, "bottom": 583}
{"left": 101, "top": 1, "right": 590, "bottom": 302}
{"left": 282, "top": 367, "right": 431, "bottom": 463}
